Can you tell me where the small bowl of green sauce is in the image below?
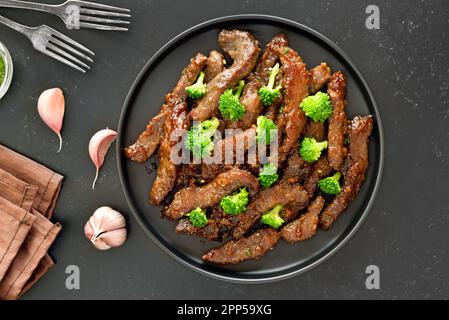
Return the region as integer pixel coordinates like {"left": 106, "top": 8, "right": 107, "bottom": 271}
{"left": 0, "top": 41, "right": 13, "bottom": 100}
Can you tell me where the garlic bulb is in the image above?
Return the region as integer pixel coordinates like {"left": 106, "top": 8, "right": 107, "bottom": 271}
{"left": 84, "top": 206, "right": 127, "bottom": 250}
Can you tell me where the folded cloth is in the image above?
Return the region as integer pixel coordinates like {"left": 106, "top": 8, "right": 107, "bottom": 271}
{"left": 0, "top": 210, "right": 61, "bottom": 300}
{"left": 0, "top": 167, "right": 57, "bottom": 296}
{"left": 0, "top": 145, "right": 63, "bottom": 219}
{"left": 0, "top": 197, "right": 36, "bottom": 282}
{"left": 19, "top": 254, "right": 54, "bottom": 297}
{"left": 0, "top": 144, "right": 63, "bottom": 299}
{"left": 0, "top": 168, "right": 39, "bottom": 213}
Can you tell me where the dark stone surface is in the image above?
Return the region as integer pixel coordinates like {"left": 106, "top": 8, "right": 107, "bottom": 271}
{"left": 0, "top": 0, "right": 447, "bottom": 299}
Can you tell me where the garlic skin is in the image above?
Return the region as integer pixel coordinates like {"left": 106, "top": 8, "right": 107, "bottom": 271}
{"left": 37, "top": 88, "right": 65, "bottom": 152}
{"left": 84, "top": 206, "right": 127, "bottom": 251}
{"left": 89, "top": 128, "right": 117, "bottom": 190}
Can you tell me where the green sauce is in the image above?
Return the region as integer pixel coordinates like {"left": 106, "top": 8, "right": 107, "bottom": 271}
{"left": 0, "top": 56, "right": 5, "bottom": 85}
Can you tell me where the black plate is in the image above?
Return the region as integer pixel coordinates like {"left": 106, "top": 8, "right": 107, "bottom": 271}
{"left": 117, "top": 15, "right": 384, "bottom": 283}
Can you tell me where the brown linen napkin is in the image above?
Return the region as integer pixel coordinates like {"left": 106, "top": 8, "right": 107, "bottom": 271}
{"left": 19, "top": 254, "right": 54, "bottom": 297}
{"left": 0, "top": 144, "right": 63, "bottom": 299}
{"left": 0, "top": 210, "right": 61, "bottom": 300}
{"left": 0, "top": 166, "right": 57, "bottom": 297}
{"left": 0, "top": 168, "right": 39, "bottom": 213}
{"left": 0, "top": 197, "right": 36, "bottom": 282}
{"left": 0, "top": 145, "right": 63, "bottom": 219}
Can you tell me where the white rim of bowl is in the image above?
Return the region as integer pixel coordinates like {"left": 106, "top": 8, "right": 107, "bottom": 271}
{"left": 0, "top": 41, "right": 13, "bottom": 100}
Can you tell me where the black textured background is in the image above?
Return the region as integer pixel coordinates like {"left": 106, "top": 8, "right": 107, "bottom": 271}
{"left": 0, "top": 0, "right": 447, "bottom": 299}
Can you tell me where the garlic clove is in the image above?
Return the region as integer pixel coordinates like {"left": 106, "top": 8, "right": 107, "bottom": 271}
{"left": 37, "top": 88, "right": 65, "bottom": 153}
{"left": 84, "top": 206, "right": 127, "bottom": 251}
{"left": 89, "top": 129, "right": 117, "bottom": 190}
{"left": 97, "top": 228, "right": 127, "bottom": 249}
{"left": 91, "top": 206, "right": 126, "bottom": 232}
{"left": 84, "top": 218, "right": 95, "bottom": 239}
{"left": 91, "top": 238, "right": 112, "bottom": 251}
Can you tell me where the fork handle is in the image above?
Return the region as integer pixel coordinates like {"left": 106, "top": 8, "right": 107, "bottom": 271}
{"left": 0, "top": 13, "right": 33, "bottom": 36}
{"left": 0, "top": 0, "right": 55, "bottom": 13}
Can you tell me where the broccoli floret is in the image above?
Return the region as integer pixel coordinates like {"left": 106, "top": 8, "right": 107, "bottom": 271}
{"left": 260, "top": 205, "right": 285, "bottom": 229}
{"left": 318, "top": 172, "right": 342, "bottom": 195}
{"left": 259, "top": 63, "right": 282, "bottom": 106}
{"left": 185, "top": 72, "right": 207, "bottom": 99}
{"left": 299, "top": 137, "right": 328, "bottom": 163}
{"left": 258, "top": 163, "right": 279, "bottom": 189}
{"left": 219, "top": 80, "right": 246, "bottom": 120}
{"left": 220, "top": 188, "right": 249, "bottom": 215}
{"left": 187, "top": 207, "right": 208, "bottom": 227}
{"left": 300, "top": 92, "right": 333, "bottom": 122}
{"left": 256, "top": 115, "right": 277, "bottom": 145}
{"left": 185, "top": 118, "right": 220, "bottom": 158}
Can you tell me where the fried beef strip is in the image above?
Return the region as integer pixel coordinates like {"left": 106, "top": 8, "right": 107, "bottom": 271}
{"left": 196, "top": 164, "right": 227, "bottom": 184}
{"left": 231, "top": 183, "right": 309, "bottom": 239}
{"left": 264, "top": 97, "right": 282, "bottom": 122}
{"left": 205, "top": 50, "right": 225, "bottom": 82}
{"left": 176, "top": 218, "right": 221, "bottom": 241}
{"left": 305, "top": 121, "right": 326, "bottom": 142}
{"left": 176, "top": 206, "right": 234, "bottom": 241}
{"left": 254, "top": 34, "right": 288, "bottom": 82}
{"left": 163, "top": 168, "right": 259, "bottom": 220}
{"left": 227, "top": 34, "right": 289, "bottom": 130}
{"left": 202, "top": 228, "right": 280, "bottom": 264}
{"left": 304, "top": 155, "right": 333, "bottom": 197}
{"left": 176, "top": 164, "right": 198, "bottom": 187}
{"left": 278, "top": 63, "right": 329, "bottom": 183}
{"left": 280, "top": 193, "right": 314, "bottom": 222}
{"left": 243, "top": 35, "right": 288, "bottom": 127}
{"left": 124, "top": 111, "right": 166, "bottom": 163}
{"left": 227, "top": 81, "right": 262, "bottom": 130}
{"left": 177, "top": 163, "right": 245, "bottom": 188}
{"left": 319, "top": 163, "right": 361, "bottom": 230}
{"left": 191, "top": 30, "right": 260, "bottom": 121}
{"left": 274, "top": 45, "right": 310, "bottom": 161}
{"left": 214, "top": 127, "right": 257, "bottom": 164}
{"left": 125, "top": 53, "right": 207, "bottom": 162}
{"left": 281, "top": 151, "right": 310, "bottom": 183}
{"left": 309, "top": 63, "right": 331, "bottom": 94}
{"left": 327, "top": 71, "right": 348, "bottom": 170}
{"left": 300, "top": 63, "right": 332, "bottom": 143}
{"left": 347, "top": 116, "right": 373, "bottom": 170}
{"left": 283, "top": 137, "right": 330, "bottom": 197}
{"left": 149, "top": 102, "right": 190, "bottom": 205}
{"left": 319, "top": 116, "right": 373, "bottom": 229}
{"left": 280, "top": 119, "right": 325, "bottom": 185}
{"left": 281, "top": 196, "right": 325, "bottom": 243}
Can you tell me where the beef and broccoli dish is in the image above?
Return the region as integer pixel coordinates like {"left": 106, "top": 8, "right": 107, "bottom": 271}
{"left": 124, "top": 29, "right": 374, "bottom": 265}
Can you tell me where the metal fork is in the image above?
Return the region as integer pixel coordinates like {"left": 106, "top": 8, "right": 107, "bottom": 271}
{"left": 0, "top": 14, "right": 94, "bottom": 72}
{"left": 0, "top": 0, "right": 131, "bottom": 31}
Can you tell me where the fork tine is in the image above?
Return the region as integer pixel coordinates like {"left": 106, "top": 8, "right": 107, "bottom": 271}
{"left": 79, "top": 8, "right": 130, "bottom": 18}
{"left": 47, "top": 43, "right": 90, "bottom": 70}
{"left": 79, "top": 22, "right": 128, "bottom": 31}
{"left": 77, "top": 1, "right": 130, "bottom": 13}
{"left": 41, "top": 49, "right": 86, "bottom": 73}
{"left": 80, "top": 15, "right": 130, "bottom": 25}
{"left": 50, "top": 37, "right": 93, "bottom": 62}
{"left": 50, "top": 28, "right": 95, "bottom": 56}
